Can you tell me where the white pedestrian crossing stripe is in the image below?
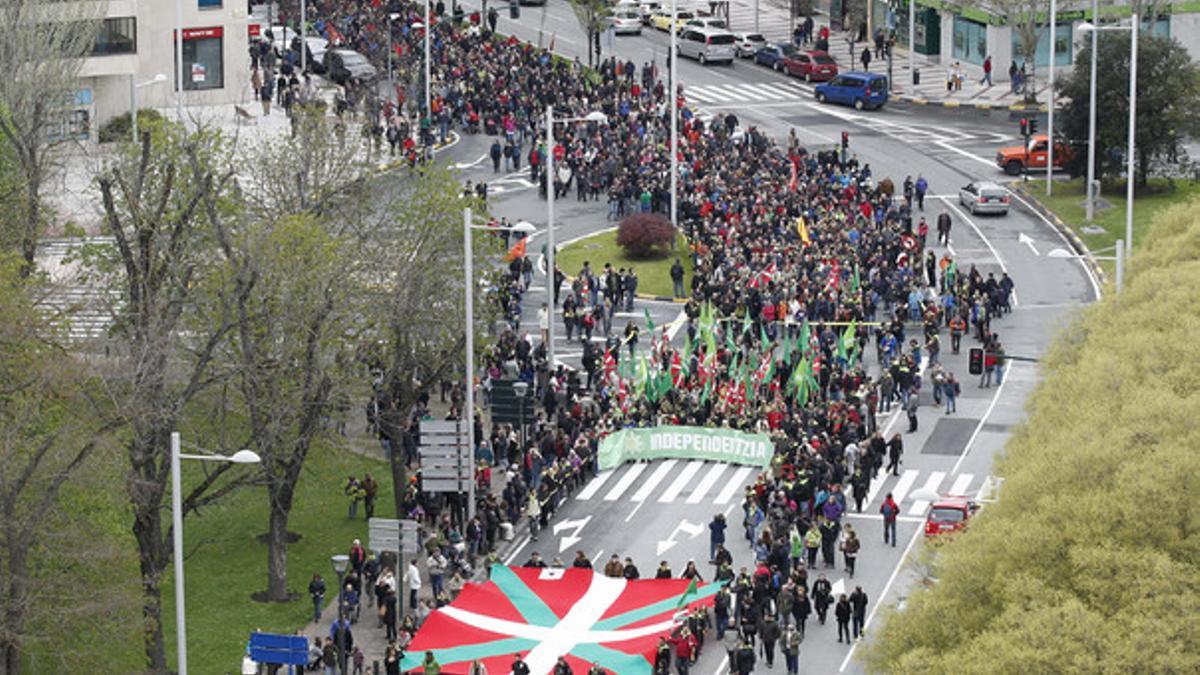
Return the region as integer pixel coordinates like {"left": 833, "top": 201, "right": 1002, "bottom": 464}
{"left": 907, "top": 471, "right": 947, "bottom": 515}
{"left": 888, "top": 470, "right": 919, "bottom": 506}
{"left": 603, "top": 463, "right": 646, "bottom": 501}
{"left": 947, "top": 473, "right": 974, "bottom": 498}
{"left": 686, "top": 463, "right": 729, "bottom": 504}
{"left": 686, "top": 80, "right": 811, "bottom": 104}
{"left": 630, "top": 460, "right": 677, "bottom": 502}
{"left": 576, "top": 470, "right": 615, "bottom": 500}
{"left": 658, "top": 460, "right": 705, "bottom": 503}
{"left": 715, "top": 466, "right": 754, "bottom": 504}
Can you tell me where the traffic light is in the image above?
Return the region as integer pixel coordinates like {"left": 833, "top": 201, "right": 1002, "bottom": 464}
{"left": 968, "top": 348, "right": 984, "bottom": 375}
{"left": 1019, "top": 118, "right": 1028, "bottom": 137}
{"left": 1028, "top": 118, "right": 1039, "bottom": 135}
{"left": 509, "top": 0, "right": 519, "bottom": 19}
{"left": 841, "top": 131, "right": 849, "bottom": 149}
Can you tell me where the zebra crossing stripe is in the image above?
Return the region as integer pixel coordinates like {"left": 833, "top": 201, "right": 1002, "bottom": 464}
{"left": 686, "top": 88, "right": 723, "bottom": 103}
{"left": 947, "top": 473, "right": 974, "bottom": 498}
{"left": 630, "top": 460, "right": 677, "bottom": 502}
{"left": 889, "top": 470, "right": 919, "bottom": 506}
{"left": 686, "top": 463, "right": 728, "bottom": 504}
{"left": 577, "top": 471, "right": 615, "bottom": 500}
{"left": 738, "top": 83, "right": 789, "bottom": 100}
{"left": 603, "top": 463, "right": 647, "bottom": 501}
{"left": 714, "top": 466, "right": 754, "bottom": 504}
{"left": 723, "top": 84, "right": 770, "bottom": 101}
{"left": 906, "top": 471, "right": 947, "bottom": 516}
{"left": 658, "top": 460, "right": 705, "bottom": 503}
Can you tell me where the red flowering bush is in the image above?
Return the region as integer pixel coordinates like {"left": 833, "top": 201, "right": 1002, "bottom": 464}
{"left": 616, "top": 213, "right": 675, "bottom": 258}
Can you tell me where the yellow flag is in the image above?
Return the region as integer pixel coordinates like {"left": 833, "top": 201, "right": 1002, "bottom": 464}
{"left": 796, "top": 217, "right": 811, "bottom": 246}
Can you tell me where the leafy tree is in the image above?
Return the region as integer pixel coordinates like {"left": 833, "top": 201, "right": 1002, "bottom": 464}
{"left": 568, "top": 0, "right": 611, "bottom": 67}
{"left": 1059, "top": 30, "right": 1200, "bottom": 187}
{"left": 92, "top": 129, "right": 256, "bottom": 673}
{"left": 0, "top": 0, "right": 103, "bottom": 273}
{"left": 861, "top": 198, "right": 1200, "bottom": 674}
{"left": 617, "top": 213, "right": 675, "bottom": 257}
{"left": 989, "top": 0, "right": 1044, "bottom": 101}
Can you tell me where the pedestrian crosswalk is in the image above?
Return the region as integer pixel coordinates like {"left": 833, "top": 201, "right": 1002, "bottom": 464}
{"left": 685, "top": 80, "right": 812, "bottom": 105}
{"left": 579, "top": 459, "right": 759, "bottom": 506}
{"left": 578, "top": 458, "right": 990, "bottom": 519}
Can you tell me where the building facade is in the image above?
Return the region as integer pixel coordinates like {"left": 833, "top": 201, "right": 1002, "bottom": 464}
{"left": 71, "top": 0, "right": 257, "bottom": 141}
{"left": 862, "top": 0, "right": 1200, "bottom": 70}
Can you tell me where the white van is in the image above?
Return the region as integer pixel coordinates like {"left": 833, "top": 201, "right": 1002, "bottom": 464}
{"left": 676, "top": 27, "right": 736, "bottom": 65}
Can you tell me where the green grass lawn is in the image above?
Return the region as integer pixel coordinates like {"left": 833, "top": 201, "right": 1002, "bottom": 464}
{"left": 557, "top": 229, "right": 693, "bottom": 299}
{"left": 162, "top": 441, "right": 395, "bottom": 673}
{"left": 1037, "top": 177, "right": 1200, "bottom": 253}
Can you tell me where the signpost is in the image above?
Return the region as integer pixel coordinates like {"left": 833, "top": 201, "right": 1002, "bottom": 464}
{"left": 419, "top": 420, "right": 472, "bottom": 493}
{"left": 370, "top": 517, "right": 419, "bottom": 600}
{"left": 247, "top": 632, "right": 308, "bottom": 674}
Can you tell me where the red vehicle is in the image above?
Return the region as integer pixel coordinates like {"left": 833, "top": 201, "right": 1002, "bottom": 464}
{"left": 784, "top": 50, "right": 839, "bottom": 82}
{"left": 924, "top": 496, "right": 980, "bottom": 537}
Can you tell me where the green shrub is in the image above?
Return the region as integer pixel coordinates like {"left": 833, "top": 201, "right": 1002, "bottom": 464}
{"left": 616, "top": 213, "right": 674, "bottom": 258}
{"left": 98, "top": 109, "right": 167, "bottom": 144}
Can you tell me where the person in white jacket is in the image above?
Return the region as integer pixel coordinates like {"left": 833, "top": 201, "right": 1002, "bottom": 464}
{"left": 403, "top": 560, "right": 421, "bottom": 611}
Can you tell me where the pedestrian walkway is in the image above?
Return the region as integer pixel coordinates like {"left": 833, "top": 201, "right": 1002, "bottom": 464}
{"left": 685, "top": 79, "right": 812, "bottom": 104}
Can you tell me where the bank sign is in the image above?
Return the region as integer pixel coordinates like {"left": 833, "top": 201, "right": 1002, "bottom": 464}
{"left": 598, "top": 426, "right": 773, "bottom": 470}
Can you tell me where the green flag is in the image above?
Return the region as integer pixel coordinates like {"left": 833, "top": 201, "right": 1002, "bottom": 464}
{"left": 799, "top": 318, "right": 811, "bottom": 356}
{"left": 742, "top": 311, "right": 753, "bottom": 336}
{"left": 852, "top": 265, "right": 861, "bottom": 294}
{"left": 840, "top": 320, "right": 858, "bottom": 365}
{"left": 644, "top": 308, "right": 655, "bottom": 333}
{"left": 676, "top": 577, "right": 700, "bottom": 609}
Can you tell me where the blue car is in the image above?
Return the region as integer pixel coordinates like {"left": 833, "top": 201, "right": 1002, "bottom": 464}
{"left": 754, "top": 42, "right": 797, "bottom": 71}
{"left": 814, "top": 72, "right": 889, "bottom": 110}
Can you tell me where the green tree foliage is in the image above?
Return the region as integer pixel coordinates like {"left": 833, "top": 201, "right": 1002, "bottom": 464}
{"left": 862, "top": 199, "right": 1200, "bottom": 674}
{"left": 1059, "top": 30, "right": 1200, "bottom": 187}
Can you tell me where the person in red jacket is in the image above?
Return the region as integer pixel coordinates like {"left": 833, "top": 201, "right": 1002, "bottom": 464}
{"left": 668, "top": 627, "right": 698, "bottom": 675}
{"left": 880, "top": 493, "right": 899, "bottom": 547}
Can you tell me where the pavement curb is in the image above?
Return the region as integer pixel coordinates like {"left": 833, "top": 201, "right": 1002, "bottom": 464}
{"left": 894, "top": 94, "right": 1047, "bottom": 112}
{"left": 1009, "top": 181, "right": 1109, "bottom": 287}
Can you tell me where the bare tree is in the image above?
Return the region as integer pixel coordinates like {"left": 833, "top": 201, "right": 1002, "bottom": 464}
{"left": 0, "top": 0, "right": 103, "bottom": 273}
{"left": 92, "top": 129, "right": 255, "bottom": 672}
{"left": 567, "top": 0, "right": 612, "bottom": 67}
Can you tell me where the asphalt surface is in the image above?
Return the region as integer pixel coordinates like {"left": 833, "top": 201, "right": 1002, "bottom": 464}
{"left": 440, "top": 5, "right": 1101, "bottom": 673}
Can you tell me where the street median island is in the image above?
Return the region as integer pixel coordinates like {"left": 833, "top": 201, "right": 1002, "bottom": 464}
{"left": 557, "top": 227, "right": 693, "bottom": 300}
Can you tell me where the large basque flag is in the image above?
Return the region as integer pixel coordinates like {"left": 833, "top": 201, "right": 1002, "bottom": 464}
{"left": 401, "top": 565, "right": 720, "bottom": 674}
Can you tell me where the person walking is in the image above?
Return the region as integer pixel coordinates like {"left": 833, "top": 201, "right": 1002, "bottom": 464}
{"left": 860, "top": 47, "right": 872, "bottom": 72}
{"left": 671, "top": 258, "right": 686, "bottom": 299}
{"left": 309, "top": 573, "right": 327, "bottom": 623}
{"left": 804, "top": 521, "right": 822, "bottom": 568}
{"left": 944, "top": 371, "right": 960, "bottom": 414}
{"left": 525, "top": 491, "right": 542, "bottom": 541}
{"left": 759, "top": 613, "right": 781, "bottom": 669}
{"left": 881, "top": 492, "right": 899, "bottom": 546}
{"left": 835, "top": 595, "right": 852, "bottom": 643}
{"left": 404, "top": 558, "right": 422, "bottom": 611}
{"left": 840, "top": 526, "right": 860, "bottom": 578}
{"left": 812, "top": 574, "right": 833, "bottom": 625}
{"left": 937, "top": 211, "right": 952, "bottom": 246}
{"left": 849, "top": 586, "right": 869, "bottom": 640}
{"left": 981, "top": 55, "right": 993, "bottom": 86}
{"left": 949, "top": 314, "right": 966, "bottom": 354}
{"left": 915, "top": 175, "right": 928, "bottom": 211}
{"left": 886, "top": 433, "right": 903, "bottom": 475}
{"left": 735, "top": 637, "right": 756, "bottom": 675}
{"left": 782, "top": 623, "right": 801, "bottom": 674}
{"left": 708, "top": 513, "right": 726, "bottom": 563}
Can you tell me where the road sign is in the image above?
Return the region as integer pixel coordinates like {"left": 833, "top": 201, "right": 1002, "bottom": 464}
{"left": 369, "top": 517, "right": 419, "bottom": 554}
{"left": 248, "top": 632, "right": 308, "bottom": 666}
{"left": 420, "top": 420, "right": 471, "bottom": 493}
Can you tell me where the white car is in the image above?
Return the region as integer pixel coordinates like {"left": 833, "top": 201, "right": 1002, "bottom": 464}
{"left": 733, "top": 32, "right": 766, "bottom": 58}
{"left": 686, "top": 17, "right": 728, "bottom": 30}
{"left": 611, "top": 10, "right": 643, "bottom": 35}
{"left": 959, "top": 181, "right": 1011, "bottom": 215}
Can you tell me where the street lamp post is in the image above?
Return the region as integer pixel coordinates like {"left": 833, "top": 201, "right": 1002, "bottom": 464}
{"left": 175, "top": 0, "right": 184, "bottom": 122}
{"left": 1079, "top": 15, "right": 1137, "bottom": 258}
{"left": 1046, "top": 0, "right": 1056, "bottom": 195}
{"left": 670, "top": 0, "right": 678, "bottom": 244}
{"left": 301, "top": 0, "right": 307, "bottom": 73}
{"left": 1085, "top": 0, "right": 1099, "bottom": 221}
{"left": 908, "top": 0, "right": 915, "bottom": 95}
{"left": 330, "top": 554, "right": 350, "bottom": 675}
{"left": 463, "top": 207, "right": 477, "bottom": 520}
{"left": 513, "top": 380, "right": 529, "bottom": 447}
{"left": 387, "top": 13, "right": 401, "bottom": 83}
{"left": 425, "top": 0, "right": 432, "bottom": 116}
{"left": 171, "top": 432, "right": 261, "bottom": 675}
{"left": 130, "top": 73, "right": 167, "bottom": 143}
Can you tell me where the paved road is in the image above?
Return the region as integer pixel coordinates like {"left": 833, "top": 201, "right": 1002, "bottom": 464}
{"left": 438, "top": 9, "right": 1101, "bottom": 674}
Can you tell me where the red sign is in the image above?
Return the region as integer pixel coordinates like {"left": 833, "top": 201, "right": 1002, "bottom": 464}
{"left": 174, "top": 26, "right": 224, "bottom": 41}
{"left": 248, "top": 23, "right": 262, "bottom": 38}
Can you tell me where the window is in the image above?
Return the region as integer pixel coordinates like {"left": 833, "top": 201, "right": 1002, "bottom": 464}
{"left": 91, "top": 17, "right": 137, "bottom": 55}
{"left": 952, "top": 17, "right": 987, "bottom": 66}
{"left": 198, "top": 0, "right": 223, "bottom": 8}
{"left": 1011, "top": 23, "right": 1072, "bottom": 68}
{"left": 175, "top": 27, "right": 224, "bottom": 91}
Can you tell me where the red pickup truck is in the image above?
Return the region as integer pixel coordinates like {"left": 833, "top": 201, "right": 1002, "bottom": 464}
{"left": 996, "top": 134, "right": 1072, "bottom": 175}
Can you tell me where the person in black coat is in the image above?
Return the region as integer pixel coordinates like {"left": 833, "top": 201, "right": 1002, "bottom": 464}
{"left": 835, "top": 595, "right": 852, "bottom": 643}
{"left": 850, "top": 586, "right": 869, "bottom": 639}
{"left": 735, "top": 639, "right": 756, "bottom": 675}
{"left": 759, "top": 614, "right": 781, "bottom": 668}
{"left": 812, "top": 575, "right": 833, "bottom": 624}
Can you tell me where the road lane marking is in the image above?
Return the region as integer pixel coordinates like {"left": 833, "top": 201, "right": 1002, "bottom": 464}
{"left": 888, "top": 469, "right": 919, "bottom": 505}
{"left": 576, "top": 470, "right": 615, "bottom": 500}
{"left": 949, "top": 363, "right": 1015, "bottom": 476}
{"left": 947, "top": 473, "right": 974, "bottom": 497}
{"left": 631, "top": 460, "right": 678, "bottom": 501}
{"left": 906, "top": 471, "right": 946, "bottom": 515}
{"left": 687, "top": 463, "right": 728, "bottom": 503}
{"left": 714, "top": 466, "right": 754, "bottom": 504}
{"left": 658, "top": 460, "right": 705, "bottom": 503}
{"left": 839, "top": 522, "right": 923, "bottom": 672}
{"left": 603, "top": 463, "right": 646, "bottom": 500}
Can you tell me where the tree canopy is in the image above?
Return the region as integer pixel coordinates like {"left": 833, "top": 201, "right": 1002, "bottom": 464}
{"left": 1059, "top": 30, "right": 1200, "bottom": 186}
{"left": 862, "top": 199, "right": 1200, "bottom": 673}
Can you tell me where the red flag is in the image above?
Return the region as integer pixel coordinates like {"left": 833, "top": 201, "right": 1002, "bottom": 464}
{"left": 504, "top": 237, "right": 527, "bottom": 262}
{"left": 788, "top": 158, "right": 798, "bottom": 192}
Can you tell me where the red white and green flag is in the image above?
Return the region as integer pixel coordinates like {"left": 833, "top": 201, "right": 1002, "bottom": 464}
{"left": 401, "top": 566, "right": 719, "bottom": 674}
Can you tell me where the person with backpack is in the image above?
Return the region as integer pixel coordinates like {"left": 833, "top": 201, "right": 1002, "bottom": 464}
{"left": 880, "top": 492, "right": 899, "bottom": 546}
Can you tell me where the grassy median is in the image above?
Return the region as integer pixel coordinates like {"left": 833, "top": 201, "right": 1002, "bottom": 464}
{"left": 556, "top": 229, "right": 693, "bottom": 299}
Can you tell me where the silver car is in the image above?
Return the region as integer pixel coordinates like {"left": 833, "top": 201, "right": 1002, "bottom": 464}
{"left": 733, "top": 32, "right": 766, "bottom": 58}
{"left": 959, "top": 181, "right": 1011, "bottom": 215}
{"left": 676, "top": 28, "right": 736, "bottom": 65}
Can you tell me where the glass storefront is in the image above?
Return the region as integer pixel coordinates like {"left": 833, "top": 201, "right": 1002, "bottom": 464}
{"left": 951, "top": 16, "right": 987, "bottom": 65}
{"left": 175, "top": 27, "right": 225, "bottom": 91}
{"left": 1011, "top": 23, "right": 1072, "bottom": 68}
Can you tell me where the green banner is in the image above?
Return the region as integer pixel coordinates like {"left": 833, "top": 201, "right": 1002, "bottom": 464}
{"left": 598, "top": 426, "right": 773, "bottom": 470}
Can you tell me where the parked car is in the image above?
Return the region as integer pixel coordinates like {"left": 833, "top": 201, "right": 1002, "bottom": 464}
{"left": 323, "top": 48, "right": 378, "bottom": 85}
{"left": 754, "top": 43, "right": 797, "bottom": 71}
{"left": 732, "top": 32, "right": 766, "bottom": 58}
{"left": 924, "top": 496, "right": 980, "bottom": 537}
{"left": 611, "top": 10, "right": 643, "bottom": 35}
{"left": 784, "top": 49, "right": 838, "bottom": 82}
{"left": 814, "top": 72, "right": 888, "bottom": 110}
{"left": 638, "top": 1, "right": 663, "bottom": 25}
{"left": 995, "top": 134, "right": 1072, "bottom": 175}
{"left": 289, "top": 35, "right": 329, "bottom": 73}
{"left": 676, "top": 28, "right": 736, "bottom": 65}
{"left": 958, "top": 181, "right": 1011, "bottom": 215}
{"left": 518, "top": 0, "right": 546, "bottom": 5}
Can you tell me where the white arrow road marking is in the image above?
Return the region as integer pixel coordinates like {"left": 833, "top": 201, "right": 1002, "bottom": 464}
{"left": 552, "top": 516, "right": 593, "bottom": 553}
{"left": 1018, "top": 232, "right": 1040, "bottom": 256}
{"left": 656, "top": 519, "right": 705, "bottom": 556}
{"left": 453, "top": 153, "right": 488, "bottom": 169}
{"left": 830, "top": 577, "right": 847, "bottom": 598}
